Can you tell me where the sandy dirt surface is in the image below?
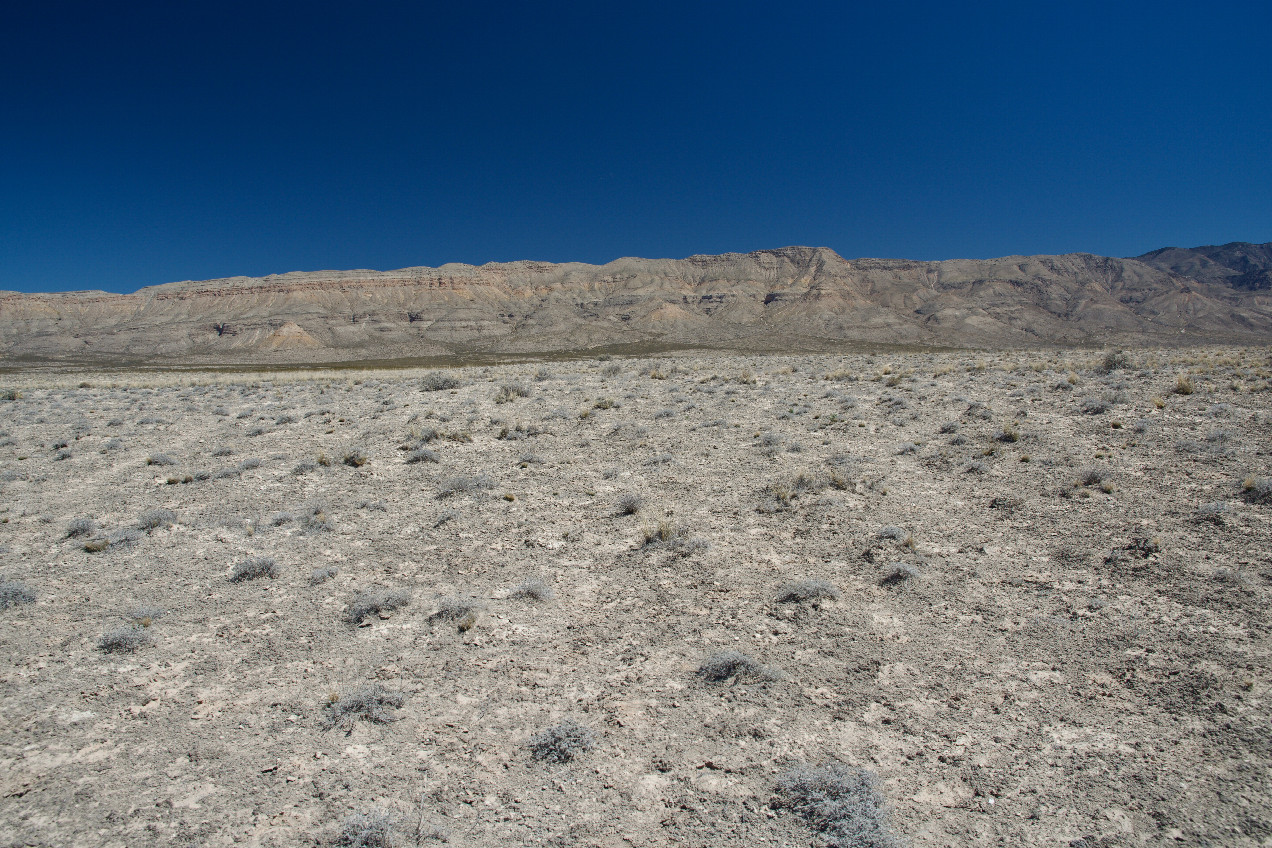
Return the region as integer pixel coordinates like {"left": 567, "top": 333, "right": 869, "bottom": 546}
{"left": 1, "top": 347, "right": 1270, "bottom": 847}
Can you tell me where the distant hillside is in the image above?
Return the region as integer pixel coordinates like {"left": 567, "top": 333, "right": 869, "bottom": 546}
{"left": 1135, "top": 241, "right": 1272, "bottom": 291}
{"left": 2, "top": 245, "right": 1270, "bottom": 363}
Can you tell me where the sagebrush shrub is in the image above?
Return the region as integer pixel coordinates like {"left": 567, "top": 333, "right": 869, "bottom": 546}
{"left": 437, "top": 474, "right": 494, "bottom": 498}
{"left": 431, "top": 595, "right": 476, "bottom": 621}
{"left": 528, "top": 719, "right": 595, "bottom": 763}
{"left": 421, "top": 373, "right": 461, "bottom": 392}
{"left": 335, "top": 810, "right": 394, "bottom": 848}
{"left": 615, "top": 493, "right": 644, "bottom": 515}
{"left": 98, "top": 626, "right": 152, "bottom": 654}
{"left": 881, "top": 563, "right": 920, "bottom": 585}
{"left": 128, "top": 605, "right": 166, "bottom": 625}
{"left": 775, "top": 764, "right": 900, "bottom": 848}
{"left": 325, "top": 685, "right": 405, "bottom": 730}
{"left": 346, "top": 589, "right": 411, "bottom": 624}
{"left": 138, "top": 509, "right": 177, "bottom": 531}
{"left": 406, "top": 447, "right": 438, "bottom": 464}
{"left": 777, "top": 579, "right": 840, "bottom": 604}
{"left": 66, "top": 517, "right": 96, "bottom": 538}
{"left": 1193, "top": 502, "right": 1229, "bottom": 525}
{"left": 494, "top": 382, "right": 531, "bottom": 404}
{"left": 510, "top": 579, "right": 554, "bottom": 601}
{"left": 1242, "top": 476, "right": 1272, "bottom": 505}
{"left": 0, "top": 580, "right": 36, "bottom": 610}
{"left": 696, "top": 650, "right": 778, "bottom": 682}
{"left": 309, "top": 566, "right": 339, "bottom": 585}
{"left": 230, "top": 557, "right": 278, "bottom": 582}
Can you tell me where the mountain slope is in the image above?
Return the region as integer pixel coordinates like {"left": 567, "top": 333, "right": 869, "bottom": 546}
{"left": 1135, "top": 241, "right": 1272, "bottom": 291}
{"left": 2, "top": 246, "right": 1269, "bottom": 362}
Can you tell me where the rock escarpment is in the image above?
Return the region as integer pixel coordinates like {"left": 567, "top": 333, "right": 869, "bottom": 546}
{"left": 2, "top": 245, "right": 1269, "bottom": 362}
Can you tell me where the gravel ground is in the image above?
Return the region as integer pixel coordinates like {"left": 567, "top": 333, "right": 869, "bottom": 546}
{"left": 1, "top": 346, "right": 1270, "bottom": 847}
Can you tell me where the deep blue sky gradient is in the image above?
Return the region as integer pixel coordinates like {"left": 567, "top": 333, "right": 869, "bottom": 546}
{"left": 3, "top": 0, "right": 1269, "bottom": 293}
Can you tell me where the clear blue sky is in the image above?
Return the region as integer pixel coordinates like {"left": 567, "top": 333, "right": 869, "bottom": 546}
{"left": 3, "top": 0, "right": 1269, "bottom": 293}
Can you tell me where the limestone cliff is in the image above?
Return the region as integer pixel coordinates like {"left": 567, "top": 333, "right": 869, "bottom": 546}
{"left": 2, "top": 245, "right": 1268, "bottom": 362}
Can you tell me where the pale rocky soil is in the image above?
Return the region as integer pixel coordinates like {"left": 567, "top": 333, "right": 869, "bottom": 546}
{"left": 1, "top": 347, "right": 1271, "bottom": 848}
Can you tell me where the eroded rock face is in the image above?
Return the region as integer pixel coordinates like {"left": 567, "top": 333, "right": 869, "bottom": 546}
{"left": 2, "top": 245, "right": 1269, "bottom": 362}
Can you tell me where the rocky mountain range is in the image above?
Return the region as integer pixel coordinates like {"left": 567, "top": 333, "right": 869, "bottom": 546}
{"left": 2, "top": 243, "right": 1269, "bottom": 363}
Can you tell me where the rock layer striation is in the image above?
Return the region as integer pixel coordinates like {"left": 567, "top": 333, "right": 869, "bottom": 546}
{"left": 2, "top": 244, "right": 1270, "bottom": 362}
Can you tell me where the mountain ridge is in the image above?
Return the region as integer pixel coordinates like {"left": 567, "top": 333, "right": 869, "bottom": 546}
{"left": 2, "top": 244, "right": 1269, "bottom": 363}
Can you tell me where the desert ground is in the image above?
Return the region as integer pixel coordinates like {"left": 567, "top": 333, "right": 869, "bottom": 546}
{"left": 1, "top": 346, "right": 1270, "bottom": 847}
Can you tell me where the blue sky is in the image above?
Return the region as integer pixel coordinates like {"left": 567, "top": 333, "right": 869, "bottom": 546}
{"left": 2, "top": 0, "right": 1269, "bottom": 293}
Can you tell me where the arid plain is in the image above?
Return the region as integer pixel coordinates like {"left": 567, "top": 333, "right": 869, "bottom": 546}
{"left": 2, "top": 346, "right": 1271, "bottom": 847}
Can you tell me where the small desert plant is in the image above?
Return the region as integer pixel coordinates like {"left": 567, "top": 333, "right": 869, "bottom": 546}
{"left": 421, "top": 373, "right": 461, "bottom": 392}
{"left": 128, "top": 606, "right": 166, "bottom": 626}
{"left": 406, "top": 446, "right": 438, "bottom": 464}
{"left": 1079, "top": 395, "right": 1112, "bottom": 415}
{"left": 324, "top": 684, "right": 405, "bottom": 730}
{"left": 342, "top": 449, "right": 369, "bottom": 468}
{"left": 1174, "top": 374, "right": 1195, "bottom": 395}
{"left": 494, "top": 382, "right": 531, "bottom": 404}
{"left": 301, "top": 504, "right": 335, "bottom": 533}
{"left": 641, "top": 520, "right": 709, "bottom": 555}
{"left": 994, "top": 424, "right": 1020, "bottom": 443}
{"left": 309, "top": 566, "right": 339, "bottom": 585}
{"left": 615, "top": 493, "right": 644, "bottom": 515}
{"left": 510, "top": 579, "right": 554, "bottom": 601}
{"left": 345, "top": 589, "right": 411, "bottom": 624}
{"left": 335, "top": 810, "right": 394, "bottom": 848}
{"left": 1078, "top": 467, "right": 1109, "bottom": 488}
{"left": 775, "top": 763, "right": 900, "bottom": 848}
{"left": 881, "top": 563, "right": 920, "bottom": 586}
{"left": 431, "top": 595, "right": 477, "bottom": 622}
{"left": 437, "top": 474, "right": 494, "bottom": 498}
{"left": 138, "top": 509, "right": 177, "bottom": 531}
{"left": 1192, "top": 502, "right": 1229, "bottom": 525}
{"left": 1241, "top": 476, "right": 1272, "bottom": 505}
{"left": 877, "top": 526, "right": 906, "bottom": 540}
{"left": 230, "top": 557, "right": 278, "bottom": 582}
{"left": 528, "top": 719, "right": 595, "bottom": 763}
{"left": 238, "top": 457, "right": 262, "bottom": 470}
{"left": 1098, "top": 350, "right": 1130, "bottom": 374}
{"left": 776, "top": 579, "right": 840, "bottom": 604}
{"left": 696, "top": 650, "right": 779, "bottom": 683}
{"left": 0, "top": 579, "right": 36, "bottom": 610}
{"left": 98, "top": 626, "right": 152, "bottom": 654}
{"left": 146, "top": 453, "right": 176, "bottom": 466}
{"left": 211, "top": 446, "right": 234, "bottom": 457}
{"left": 66, "top": 517, "right": 96, "bottom": 538}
